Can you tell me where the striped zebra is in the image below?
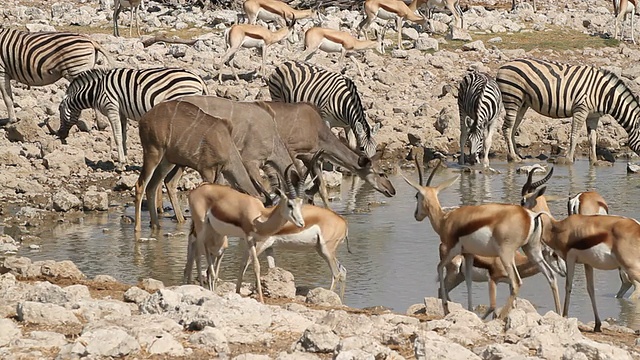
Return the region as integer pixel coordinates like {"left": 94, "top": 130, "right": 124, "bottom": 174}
{"left": 57, "top": 67, "right": 208, "bottom": 164}
{"left": 496, "top": 58, "right": 640, "bottom": 164}
{"left": 457, "top": 71, "right": 502, "bottom": 167}
{"left": 267, "top": 61, "right": 379, "bottom": 159}
{"left": 0, "top": 28, "right": 112, "bottom": 124}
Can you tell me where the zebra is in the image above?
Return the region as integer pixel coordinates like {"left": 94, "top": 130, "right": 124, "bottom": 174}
{"left": 0, "top": 28, "right": 113, "bottom": 124}
{"left": 496, "top": 58, "right": 640, "bottom": 164}
{"left": 57, "top": 67, "right": 208, "bottom": 165}
{"left": 457, "top": 71, "right": 502, "bottom": 168}
{"left": 267, "top": 60, "right": 379, "bottom": 159}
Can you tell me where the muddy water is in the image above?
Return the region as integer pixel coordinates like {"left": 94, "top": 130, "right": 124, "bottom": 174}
{"left": 16, "top": 160, "right": 640, "bottom": 329}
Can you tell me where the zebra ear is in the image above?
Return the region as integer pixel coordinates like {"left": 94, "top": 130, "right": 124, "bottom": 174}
{"left": 465, "top": 116, "right": 474, "bottom": 129}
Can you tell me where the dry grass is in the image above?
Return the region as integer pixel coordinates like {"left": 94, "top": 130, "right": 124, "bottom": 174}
{"left": 442, "top": 27, "right": 619, "bottom": 52}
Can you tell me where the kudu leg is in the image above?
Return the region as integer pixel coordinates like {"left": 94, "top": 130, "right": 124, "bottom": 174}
{"left": 146, "top": 159, "right": 174, "bottom": 230}
{"left": 164, "top": 165, "right": 186, "bottom": 223}
{"left": 134, "top": 151, "right": 163, "bottom": 232}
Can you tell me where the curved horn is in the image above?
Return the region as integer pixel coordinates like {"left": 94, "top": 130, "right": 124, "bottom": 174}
{"left": 298, "top": 150, "right": 324, "bottom": 197}
{"left": 412, "top": 146, "right": 425, "bottom": 186}
{"left": 521, "top": 164, "right": 545, "bottom": 196}
{"left": 283, "top": 164, "right": 297, "bottom": 199}
{"left": 531, "top": 166, "right": 554, "bottom": 189}
{"left": 426, "top": 159, "right": 443, "bottom": 187}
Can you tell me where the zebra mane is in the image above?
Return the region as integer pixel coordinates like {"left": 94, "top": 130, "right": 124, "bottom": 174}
{"left": 67, "top": 68, "right": 109, "bottom": 94}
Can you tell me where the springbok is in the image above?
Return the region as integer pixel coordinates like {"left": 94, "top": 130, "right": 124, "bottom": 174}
{"left": 357, "top": 0, "right": 427, "bottom": 50}
{"left": 113, "top": 0, "right": 142, "bottom": 37}
{"left": 613, "top": 0, "right": 637, "bottom": 44}
{"left": 134, "top": 99, "right": 272, "bottom": 232}
{"left": 243, "top": 0, "right": 319, "bottom": 25}
{"left": 443, "top": 164, "right": 565, "bottom": 318}
{"left": 300, "top": 27, "right": 382, "bottom": 71}
{"left": 567, "top": 191, "right": 640, "bottom": 299}
{"left": 410, "top": 0, "right": 464, "bottom": 29}
{"left": 536, "top": 208, "right": 640, "bottom": 332}
{"left": 218, "top": 17, "right": 296, "bottom": 82}
{"left": 185, "top": 165, "right": 306, "bottom": 303}
{"left": 402, "top": 160, "right": 559, "bottom": 318}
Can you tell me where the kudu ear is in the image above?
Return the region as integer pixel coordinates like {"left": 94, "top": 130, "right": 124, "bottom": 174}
{"left": 357, "top": 155, "right": 371, "bottom": 168}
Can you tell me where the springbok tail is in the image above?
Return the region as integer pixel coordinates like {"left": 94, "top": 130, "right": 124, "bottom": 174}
{"left": 345, "top": 234, "right": 353, "bottom": 254}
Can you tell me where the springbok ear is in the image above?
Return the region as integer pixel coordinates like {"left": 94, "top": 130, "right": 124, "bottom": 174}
{"left": 435, "top": 175, "right": 460, "bottom": 192}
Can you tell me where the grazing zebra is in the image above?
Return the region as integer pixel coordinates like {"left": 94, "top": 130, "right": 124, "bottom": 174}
{"left": 0, "top": 28, "right": 112, "bottom": 124}
{"left": 496, "top": 58, "right": 640, "bottom": 164}
{"left": 267, "top": 61, "right": 379, "bottom": 158}
{"left": 57, "top": 68, "right": 208, "bottom": 164}
{"left": 457, "top": 71, "right": 502, "bottom": 167}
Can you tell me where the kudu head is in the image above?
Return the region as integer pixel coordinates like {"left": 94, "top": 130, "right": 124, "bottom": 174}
{"left": 520, "top": 165, "right": 554, "bottom": 211}
{"left": 356, "top": 144, "right": 396, "bottom": 197}
{"left": 402, "top": 157, "right": 459, "bottom": 222}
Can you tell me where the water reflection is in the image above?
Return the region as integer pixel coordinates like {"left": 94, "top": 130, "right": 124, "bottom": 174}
{"left": 16, "top": 160, "right": 640, "bottom": 329}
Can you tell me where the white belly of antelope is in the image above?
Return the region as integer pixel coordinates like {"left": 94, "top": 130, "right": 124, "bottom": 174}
{"left": 206, "top": 214, "right": 246, "bottom": 238}
{"left": 319, "top": 39, "right": 345, "bottom": 53}
{"left": 257, "top": 10, "right": 282, "bottom": 22}
{"left": 572, "top": 243, "right": 619, "bottom": 270}
{"left": 242, "top": 38, "right": 265, "bottom": 48}
{"left": 262, "top": 225, "right": 322, "bottom": 251}
{"left": 376, "top": 9, "right": 399, "bottom": 20}
{"left": 459, "top": 227, "right": 500, "bottom": 257}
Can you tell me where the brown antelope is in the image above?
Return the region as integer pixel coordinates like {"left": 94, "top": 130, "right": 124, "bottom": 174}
{"left": 185, "top": 165, "right": 306, "bottom": 303}
{"left": 301, "top": 27, "right": 382, "bottom": 70}
{"left": 243, "top": 0, "right": 319, "bottom": 25}
{"left": 357, "top": 0, "right": 427, "bottom": 50}
{"left": 613, "top": 0, "right": 637, "bottom": 44}
{"left": 133, "top": 99, "right": 266, "bottom": 232}
{"left": 412, "top": 0, "right": 464, "bottom": 29}
{"left": 218, "top": 17, "right": 296, "bottom": 82}
{"left": 135, "top": 96, "right": 302, "bottom": 231}
{"left": 443, "top": 164, "right": 565, "bottom": 318}
{"left": 567, "top": 191, "right": 640, "bottom": 300}
{"left": 113, "top": 0, "right": 142, "bottom": 37}
{"left": 402, "top": 160, "right": 559, "bottom": 318}
{"left": 536, "top": 208, "right": 640, "bottom": 332}
{"left": 266, "top": 102, "right": 396, "bottom": 205}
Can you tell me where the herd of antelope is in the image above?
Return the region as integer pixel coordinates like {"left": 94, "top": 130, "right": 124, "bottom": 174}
{"left": 5, "top": 0, "right": 640, "bottom": 331}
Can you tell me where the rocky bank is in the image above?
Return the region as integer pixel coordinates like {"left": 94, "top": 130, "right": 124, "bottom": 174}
{"left": 1, "top": 0, "right": 640, "bottom": 212}
{"left": 0, "top": 255, "right": 639, "bottom": 359}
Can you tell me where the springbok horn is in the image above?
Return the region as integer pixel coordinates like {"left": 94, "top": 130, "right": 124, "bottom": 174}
{"left": 530, "top": 166, "right": 554, "bottom": 190}
{"left": 521, "top": 164, "right": 544, "bottom": 196}
{"left": 284, "top": 164, "right": 297, "bottom": 199}
{"left": 413, "top": 146, "right": 425, "bottom": 186}
{"left": 426, "top": 159, "right": 443, "bottom": 187}
{"left": 298, "top": 149, "right": 324, "bottom": 197}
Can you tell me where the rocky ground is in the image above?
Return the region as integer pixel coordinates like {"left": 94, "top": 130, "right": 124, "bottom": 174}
{"left": 3, "top": 0, "right": 640, "bottom": 358}
{"left": 1, "top": 255, "right": 640, "bottom": 360}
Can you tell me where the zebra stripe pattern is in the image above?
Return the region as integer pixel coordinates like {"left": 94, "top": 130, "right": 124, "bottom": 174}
{"left": 457, "top": 71, "right": 502, "bottom": 167}
{"left": 496, "top": 58, "right": 640, "bottom": 163}
{"left": 267, "top": 61, "right": 378, "bottom": 158}
{"left": 57, "top": 67, "right": 208, "bottom": 164}
{"left": 0, "top": 28, "right": 112, "bottom": 123}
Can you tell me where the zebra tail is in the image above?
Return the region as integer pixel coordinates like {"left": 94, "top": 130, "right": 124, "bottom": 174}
{"left": 92, "top": 40, "right": 114, "bottom": 67}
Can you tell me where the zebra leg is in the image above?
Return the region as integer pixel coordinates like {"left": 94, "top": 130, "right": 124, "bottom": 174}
{"left": 503, "top": 106, "right": 527, "bottom": 162}
{"left": 105, "top": 108, "right": 127, "bottom": 164}
{"left": 458, "top": 111, "right": 469, "bottom": 165}
{"left": 0, "top": 74, "right": 17, "bottom": 123}
{"left": 564, "top": 110, "right": 588, "bottom": 163}
{"left": 586, "top": 115, "right": 600, "bottom": 164}
{"left": 482, "top": 114, "right": 499, "bottom": 169}
{"left": 120, "top": 114, "right": 128, "bottom": 158}
{"left": 446, "top": 2, "right": 461, "bottom": 28}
